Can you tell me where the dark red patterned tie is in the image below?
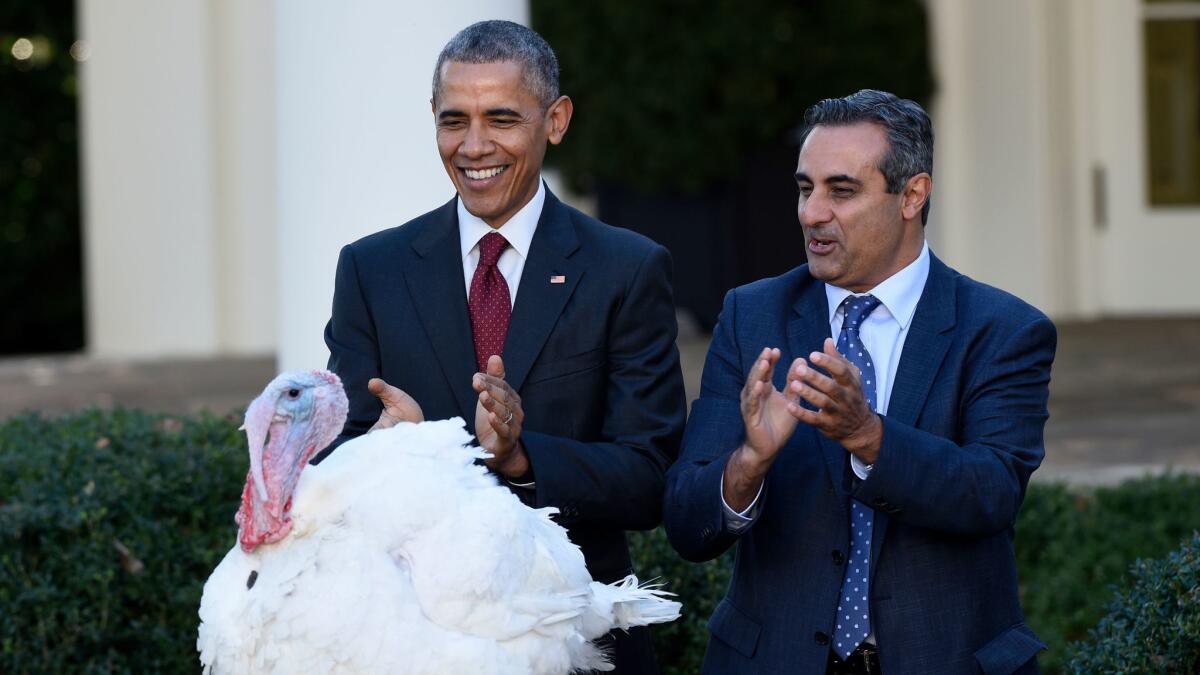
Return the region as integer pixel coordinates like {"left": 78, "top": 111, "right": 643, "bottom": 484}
{"left": 469, "top": 231, "right": 511, "bottom": 372}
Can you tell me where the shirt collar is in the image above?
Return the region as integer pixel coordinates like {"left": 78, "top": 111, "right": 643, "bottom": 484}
{"left": 824, "top": 241, "right": 931, "bottom": 330}
{"left": 458, "top": 179, "right": 545, "bottom": 262}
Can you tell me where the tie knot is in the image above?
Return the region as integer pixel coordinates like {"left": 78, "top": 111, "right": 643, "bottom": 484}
{"left": 841, "top": 294, "right": 881, "bottom": 329}
{"left": 477, "top": 231, "right": 509, "bottom": 267}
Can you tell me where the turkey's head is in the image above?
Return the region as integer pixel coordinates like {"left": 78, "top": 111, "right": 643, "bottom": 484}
{"left": 235, "top": 369, "right": 349, "bottom": 553}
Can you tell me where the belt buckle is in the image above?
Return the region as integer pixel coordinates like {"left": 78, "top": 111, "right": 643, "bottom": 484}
{"left": 857, "top": 644, "right": 876, "bottom": 675}
{"left": 862, "top": 651, "right": 874, "bottom": 675}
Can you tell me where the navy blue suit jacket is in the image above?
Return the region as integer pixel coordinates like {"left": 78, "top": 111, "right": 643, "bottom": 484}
{"left": 320, "top": 188, "right": 686, "bottom": 586}
{"left": 664, "top": 254, "right": 1056, "bottom": 674}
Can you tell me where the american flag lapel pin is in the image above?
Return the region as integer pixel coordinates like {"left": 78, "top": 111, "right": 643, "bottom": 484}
{"left": 550, "top": 274, "right": 566, "bottom": 284}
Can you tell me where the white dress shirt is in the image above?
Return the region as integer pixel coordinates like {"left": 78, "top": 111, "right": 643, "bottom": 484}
{"left": 723, "top": 242, "right": 931, "bottom": 525}
{"left": 457, "top": 180, "right": 545, "bottom": 489}
{"left": 458, "top": 179, "right": 545, "bottom": 305}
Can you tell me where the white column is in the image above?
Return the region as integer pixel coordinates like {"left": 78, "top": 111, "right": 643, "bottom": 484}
{"left": 80, "top": 0, "right": 220, "bottom": 357}
{"left": 79, "top": 0, "right": 278, "bottom": 358}
{"left": 925, "top": 0, "right": 1070, "bottom": 317}
{"left": 212, "top": 0, "right": 278, "bottom": 354}
{"left": 275, "top": 2, "right": 527, "bottom": 372}
{"left": 926, "top": 0, "right": 974, "bottom": 272}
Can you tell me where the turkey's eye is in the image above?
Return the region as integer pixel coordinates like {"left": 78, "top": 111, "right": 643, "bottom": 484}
{"left": 287, "top": 388, "right": 300, "bottom": 399}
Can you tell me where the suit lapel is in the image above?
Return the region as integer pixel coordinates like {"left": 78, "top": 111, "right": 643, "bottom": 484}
{"left": 881, "top": 254, "right": 957, "bottom": 428}
{"left": 402, "top": 197, "right": 479, "bottom": 420}
{"left": 502, "top": 189, "right": 583, "bottom": 393}
{"left": 785, "top": 279, "right": 849, "bottom": 506}
{"left": 871, "top": 253, "right": 958, "bottom": 567}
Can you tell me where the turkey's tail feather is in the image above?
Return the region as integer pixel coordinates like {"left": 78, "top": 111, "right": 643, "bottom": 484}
{"left": 587, "top": 575, "right": 682, "bottom": 632}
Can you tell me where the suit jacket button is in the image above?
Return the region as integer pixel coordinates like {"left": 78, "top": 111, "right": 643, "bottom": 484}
{"left": 831, "top": 549, "right": 845, "bottom": 565}
{"left": 814, "top": 631, "right": 830, "bottom": 646}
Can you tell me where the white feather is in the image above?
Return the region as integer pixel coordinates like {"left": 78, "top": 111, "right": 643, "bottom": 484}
{"left": 198, "top": 418, "right": 680, "bottom": 674}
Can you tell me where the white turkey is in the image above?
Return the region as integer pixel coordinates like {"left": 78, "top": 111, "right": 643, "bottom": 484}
{"left": 197, "top": 369, "right": 680, "bottom": 674}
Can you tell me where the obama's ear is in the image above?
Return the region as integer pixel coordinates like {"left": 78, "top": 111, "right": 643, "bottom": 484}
{"left": 546, "top": 96, "right": 573, "bottom": 146}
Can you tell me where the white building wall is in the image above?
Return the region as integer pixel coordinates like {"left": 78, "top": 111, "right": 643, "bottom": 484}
{"left": 928, "top": 0, "right": 1200, "bottom": 319}
{"left": 274, "top": 2, "right": 527, "bottom": 371}
{"left": 80, "top": 0, "right": 222, "bottom": 357}
{"left": 927, "top": 0, "right": 1066, "bottom": 318}
{"left": 212, "top": 0, "right": 278, "bottom": 354}
{"left": 79, "top": 1, "right": 525, "bottom": 365}
{"left": 79, "top": 1, "right": 1198, "bottom": 365}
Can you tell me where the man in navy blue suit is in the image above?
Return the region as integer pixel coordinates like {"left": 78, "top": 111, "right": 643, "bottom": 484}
{"left": 320, "top": 21, "right": 685, "bottom": 673}
{"left": 664, "top": 90, "right": 1056, "bottom": 674}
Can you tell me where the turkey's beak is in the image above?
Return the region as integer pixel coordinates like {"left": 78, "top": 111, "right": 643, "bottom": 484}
{"left": 241, "top": 394, "right": 274, "bottom": 502}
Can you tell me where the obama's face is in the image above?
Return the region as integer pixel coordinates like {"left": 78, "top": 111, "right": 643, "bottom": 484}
{"left": 433, "top": 60, "right": 572, "bottom": 228}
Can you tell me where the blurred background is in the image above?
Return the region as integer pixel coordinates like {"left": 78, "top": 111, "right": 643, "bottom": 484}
{"left": 2, "top": 1, "right": 1200, "bottom": 673}
{"left": 3, "top": 0, "right": 1198, "bottom": 477}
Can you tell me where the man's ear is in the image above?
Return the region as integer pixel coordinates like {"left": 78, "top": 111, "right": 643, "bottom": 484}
{"left": 545, "top": 95, "right": 573, "bottom": 146}
{"left": 901, "top": 173, "right": 932, "bottom": 222}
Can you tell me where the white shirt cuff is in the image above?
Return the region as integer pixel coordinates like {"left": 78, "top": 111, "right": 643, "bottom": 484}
{"left": 720, "top": 473, "right": 764, "bottom": 533}
{"left": 850, "top": 453, "right": 874, "bottom": 480}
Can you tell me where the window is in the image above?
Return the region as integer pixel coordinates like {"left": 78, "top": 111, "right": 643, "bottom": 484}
{"left": 1144, "top": 1, "right": 1200, "bottom": 205}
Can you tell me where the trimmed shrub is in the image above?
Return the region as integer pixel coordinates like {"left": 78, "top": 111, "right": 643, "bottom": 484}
{"left": 0, "top": 410, "right": 245, "bottom": 674}
{"left": 1, "top": 408, "right": 1198, "bottom": 674}
{"left": 1066, "top": 532, "right": 1200, "bottom": 674}
{"left": 1015, "top": 475, "right": 1200, "bottom": 673}
{"left": 628, "top": 527, "right": 731, "bottom": 673}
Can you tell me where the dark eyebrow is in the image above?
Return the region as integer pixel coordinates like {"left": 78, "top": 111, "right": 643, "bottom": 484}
{"left": 825, "top": 174, "right": 864, "bottom": 186}
{"left": 794, "top": 171, "right": 864, "bottom": 187}
{"left": 438, "top": 110, "right": 467, "bottom": 120}
{"left": 485, "top": 107, "right": 522, "bottom": 118}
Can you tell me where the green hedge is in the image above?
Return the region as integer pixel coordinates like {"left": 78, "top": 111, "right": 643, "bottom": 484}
{"left": 1066, "top": 532, "right": 1200, "bottom": 674}
{"left": 2, "top": 409, "right": 1198, "bottom": 674}
{"left": 0, "top": 410, "right": 245, "bottom": 674}
{"left": 1014, "top": 476, "right": 1200, "bottom": 673}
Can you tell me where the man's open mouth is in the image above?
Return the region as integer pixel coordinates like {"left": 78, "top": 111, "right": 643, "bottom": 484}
{"left": 463, "top": 166, "right": 508, "bottom": 180}
{"left": 808, "top": 237, "right": 836, "bottom": 254}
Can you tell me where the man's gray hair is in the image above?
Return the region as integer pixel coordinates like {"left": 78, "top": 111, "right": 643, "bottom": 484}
{"left": 799, "top": 89, "right": 934, "bottom": 224}
{"left": 432, "top": 20, "right": 560, "bottom": 109}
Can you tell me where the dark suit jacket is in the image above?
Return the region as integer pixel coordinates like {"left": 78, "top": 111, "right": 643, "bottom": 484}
{"left": 664, "top": 254, "right": 1056, "bottom": 675}
{"left": 319, "top": 188, "right": 686, "bottom": 671}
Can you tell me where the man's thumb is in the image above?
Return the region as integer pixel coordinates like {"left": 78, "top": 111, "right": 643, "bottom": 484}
{"left": 486, "top": 354, "right": 506, "bottom": 379}
{"left": 367, "top": 377, "right": 393, "bottom": 400}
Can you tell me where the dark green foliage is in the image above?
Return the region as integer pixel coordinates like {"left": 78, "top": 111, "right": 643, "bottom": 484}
{"left": 0, "top": 0, "right": 84, "bottom": 354}
{"left": 628, "top": 527, "right": 731, "bottom": 673}
{"left": 1015, "top": 475, "right": 1200, "bottom": 674}
{"left": 531, "top": 0, "right": 934, "bottom": 193}
{"left": 0, "top": 410, "right": 246, "bottom": 674}
{"left": 1, "top": 409, "right": 1198, "bottom": 674}
{"left": 1066, "top": 532, "right": 1200, "bottom": 674}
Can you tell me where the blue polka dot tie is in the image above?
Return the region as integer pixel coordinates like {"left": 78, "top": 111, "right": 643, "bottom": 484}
{"left": 468, "top": 232, "right": 511, "bottom": 372}
{"left": 833, "top": 294, "right": 882, "bottom": 660}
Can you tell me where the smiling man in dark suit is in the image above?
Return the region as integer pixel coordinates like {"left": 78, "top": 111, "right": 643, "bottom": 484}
{"left": 318, "top": 20, "right": 685, "bottom": 674}
{"left": 664, "top": 90, "right": 1057, "bottom": 674}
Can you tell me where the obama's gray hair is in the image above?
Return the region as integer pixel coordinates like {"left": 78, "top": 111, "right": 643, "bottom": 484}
{"left": 799, "top": 89, "right": 934, "bottom": 224}
{"left": 432, "top": 20, "right": 560, "bottom": 109}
